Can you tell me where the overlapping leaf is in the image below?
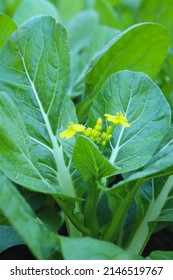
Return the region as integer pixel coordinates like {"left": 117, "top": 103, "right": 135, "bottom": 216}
{"left": 0, "top": 172, "right": 60, "bottom": 259}
{"left": 0, "top": 16, "right": 76, "bottom": 197}
{"left": 89, "top": 70, "right": 171, "bottom": 173}
{"left": 77, "top": 23, "right": 169, "bottom": 119}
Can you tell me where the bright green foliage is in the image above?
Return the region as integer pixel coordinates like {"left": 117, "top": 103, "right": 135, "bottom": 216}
{"left": 0, "top": 172, "right": 61, "bottom": 259}
{"left": 0, "top": 1, "right": 173, "bottom": 261}
{"left": 0, "top": 13, "right": 17, "bottom": 49}
{"left": 89, "top": 70, "right": 171, "bottom": 173}
{"left": 13, "top": 0, "right": 60, "bottom": 25}
{"left": 0, "top": 17, "right": 76, "bottom": 197}
{"left": 60, "top": 236, "right": 142, "bottom": 260}
{"left": 73, "top": 136, "right": 117, "bottom": 181}
{"left": 77, "top": 23, "right": 169, "bottom": 119}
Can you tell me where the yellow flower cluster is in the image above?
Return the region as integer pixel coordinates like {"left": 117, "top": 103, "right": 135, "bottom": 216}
{"left": 60, "top": 112, "right": 130, "bottom": 146}
{"left": 83, "top": 117, "right": 113, "bottom": 147}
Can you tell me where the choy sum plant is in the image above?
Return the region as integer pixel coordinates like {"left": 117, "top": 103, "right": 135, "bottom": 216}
{"left": 0, "top": 14, "right": 173, "bottom": 260}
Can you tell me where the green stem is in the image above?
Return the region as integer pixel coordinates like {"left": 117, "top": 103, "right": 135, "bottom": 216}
{"left": 84, "top": 178, "right": 100, "bottom": 238}
{"left": 103, "top": 180, "right": 142, "bottom": 242}
{"left": 126, "top": 175, "right": 173, "bottom": 255}
{"left": 54, "top": 196, "right": 92, "bottom": 237}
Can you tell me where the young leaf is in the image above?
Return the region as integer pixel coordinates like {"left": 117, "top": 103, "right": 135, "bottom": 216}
{"left": 60, "top": 236, "right": 142, "bottom": 260}
{"left": 89, "top": 70, "right": 171, "bottom": 173}
{"left": 0, "top": 172, "right": 60, "bottom": 259}
{"left": 73, "top": 135, "right": 117, "bottom": 181}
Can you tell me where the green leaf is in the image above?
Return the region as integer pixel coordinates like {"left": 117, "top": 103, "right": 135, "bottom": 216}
{"left": 82, "top": 25, "right": 120, "bottom": 64}
{"left": 148, "top": 250, "right": 173, "bottom": 260}
{"left": 0, "top": 226, "right": 23, "bottom": 253}
{"left": 0, "top": 172, "right": 60, "bottom": 259}
{"left": 0, "top": 16, "right": 77, "bottom": 198}
{"left": 37, "top": 206, "right": 63, "bottom": 232}
{"left": 138, "top": 0, "right": 173, "bottom": 40}
{"left": 102, "top": 126, "right": 173, "bottom": 243}
{"left": 57, "top": 0, "right": 84, "bottom": 21}
{"left": 13, "top": 0, "right": 60, "bottom": 25}
{"left": 73, "top": 135, "right": 117, "bottom": 181}
{"left": 94, "top": 0, "right": 120, "bottom": 28}
{"left": 66, "top": 10, "right": 98, "bottom": 53}
{"left": 0, "top": 92, "right": 59, "bottom": 194}
{"left": 0, "top": 13, "right": 17, "bottom": 49}
{"left": 104, "top": 126, "right": 173, "bottom": 248}
{"left": 77, "top": 23, "right": 169, "bottom": 119}
{"left": 4, "top": 0, "right": 22, "bottom": 16}
{"left": 89, "top": 70, "right": 171, "bottom": 173}
{"left": 69, "top": 25, "right": 120, "bottom": 98}
{"left": 60, "top": 236, "right": 142, "bottom": 260}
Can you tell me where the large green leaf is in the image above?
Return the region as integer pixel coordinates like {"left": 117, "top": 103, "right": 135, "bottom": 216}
{"left": 0, "top": 16, "right": 77, "bottom": 198}
{"left": 73, "top": 135, "right": 117, "bottom": 181}
{"left": 77, "top": 23, "right": 169, "bottom": 119}
{"left": 0, "top": 13, "right": 17, "bottom": 49}
{"left": 0, "top": 92, "right": 59, "bottom": 194}
{"left": 13, "top": 0, "right": 60, "bottom": 25}
{"left": 60, "top": 236, "right": 142, "bottom": 260}
{"left": 89, "top": 70, "right": 171, "bottom": 173}
{"left": 0, "top": 172, "right": 60, "bottom": 259}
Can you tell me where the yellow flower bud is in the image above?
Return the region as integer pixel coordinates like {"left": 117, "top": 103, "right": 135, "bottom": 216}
{"left": 97, "top": 117, "right": 102, "bottom": 125}
{"left": 101, "top": 132, "right": 107, "bottom": 140}
{"left": 101, "top": 140, "right": 106, "bottom": 146}
{"left": 106, "top": 126, "right": 113, "bottom": 135}
{"left": 106, "top": 134, "right": 112, "bottom": 141}
{"left": 83, "top": 127, "right": 92, "bottom": 136}
{"left": 94, "top": 124, "right": 102, "bottom": 131}
{"left": 91, "top": 129, "right": 99, "bottom": 138}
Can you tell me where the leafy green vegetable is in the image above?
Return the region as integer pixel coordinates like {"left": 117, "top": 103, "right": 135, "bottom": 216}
{"left": 0, "top": 1, "right": 173, "bottom": 260}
